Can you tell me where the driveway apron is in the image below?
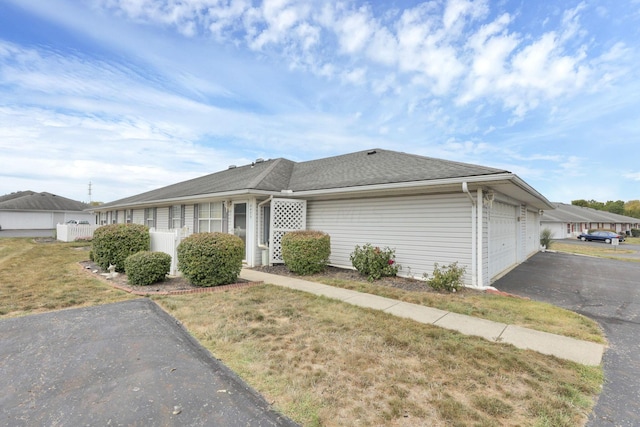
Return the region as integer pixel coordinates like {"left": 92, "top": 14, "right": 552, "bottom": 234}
{"left": 493, "top": 252, "right": 640, "bottom": 427}
{"left": 0, "top": 299, "right": 298, "bottom": 427}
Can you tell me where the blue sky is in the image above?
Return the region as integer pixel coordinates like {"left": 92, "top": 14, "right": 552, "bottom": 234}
{"left": 1, "top": 0, "right": 638, "bottom": 204}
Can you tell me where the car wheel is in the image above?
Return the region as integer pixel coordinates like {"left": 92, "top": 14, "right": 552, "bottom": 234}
{"left": 605, "top": 238, "right": 611, "bottom": 244}
{"left": 580, "top": 237, "right": 586, "bottom": 241}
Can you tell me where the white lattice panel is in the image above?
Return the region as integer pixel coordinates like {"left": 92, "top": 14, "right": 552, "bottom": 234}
{"left": 270, "top": 198, "right": 306, "bottom": 263}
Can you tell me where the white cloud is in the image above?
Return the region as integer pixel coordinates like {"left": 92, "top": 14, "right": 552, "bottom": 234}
{"left": 625, "top": 172, "right": 640, "bottom": 181}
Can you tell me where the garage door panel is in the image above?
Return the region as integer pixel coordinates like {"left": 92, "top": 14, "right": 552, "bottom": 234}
{"left": 490, "top": 202, "right": 517, "bottom": 279}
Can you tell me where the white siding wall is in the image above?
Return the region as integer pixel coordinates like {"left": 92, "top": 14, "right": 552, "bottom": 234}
{"left": 541, "top": 222, "right": 566, "bottom": 240}
{"left": 307, "top": 193, "right": 473, "bottom": 282}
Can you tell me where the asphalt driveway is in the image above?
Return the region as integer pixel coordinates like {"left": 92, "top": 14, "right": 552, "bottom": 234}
{"left": 493, "top": 251, "right": 640, "bottom": 427}
{"left": 0, "top": 299, "right": 298, "bottom": 427}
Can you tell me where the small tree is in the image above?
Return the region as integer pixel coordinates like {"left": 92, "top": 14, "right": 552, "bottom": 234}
{"left": 540, "top": 228, "right": 553, "bottom": 250}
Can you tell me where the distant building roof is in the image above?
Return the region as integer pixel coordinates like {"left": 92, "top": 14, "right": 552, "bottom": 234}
{"left": 0, "top": 191, "right": 89, "bottom": 212}
{"left": 543, "top": 203, "right": 640, "bottom": 225}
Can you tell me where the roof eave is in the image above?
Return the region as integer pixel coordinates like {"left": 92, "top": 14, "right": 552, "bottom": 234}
{"left": 90, "top": 189, "right": 278, "bottom": 212}
{"left": 286, "top": 173, "right": 555, "bottom": 209}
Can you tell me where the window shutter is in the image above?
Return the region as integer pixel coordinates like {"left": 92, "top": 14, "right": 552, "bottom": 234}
{"left": 181, "top": 205, "right": 186, "bottom": 228}
{"left": 168, "top": 206, "right": 174, "bottom": 229}
{"left": 194, "top": 204, "right": 199, "bottom": 233}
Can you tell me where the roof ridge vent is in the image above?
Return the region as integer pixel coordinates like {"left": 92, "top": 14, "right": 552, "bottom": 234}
{"left": 228, "top": 165, "right": 237, "bottom": 169}
{"left": 367, "top": 150, "right": 377, "bottom": 155}
{"left": 255, "top": 158, "right": 265, "bottom": 163}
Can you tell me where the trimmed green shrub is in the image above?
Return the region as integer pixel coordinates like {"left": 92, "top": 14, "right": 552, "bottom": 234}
{"left": 423, "top": 262, "right": 466, "bottom": 292}
{"left": 350, "top": 244, "right": 399, "bottom": 282}
{"left": 630, "top": 229, "right": 639, "bottom": 238}
{"left": 281, "top": 230, "right": 331, "bottom": 275}
{"left": 124, "top": 251, "right": 171, "bottom": 286}
{"left": 177, "top": 232, "right": 244, "bottom": 286}
{"left": 540, "top": 228, "right": 553, "bottom": 249}
{"left": 92, "top": 224, "right": 150, "bottom": 272}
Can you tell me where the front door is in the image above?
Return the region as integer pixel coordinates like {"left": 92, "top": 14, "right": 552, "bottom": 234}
{"left": 233, "top": 202, "right": 247, "bottom": 260}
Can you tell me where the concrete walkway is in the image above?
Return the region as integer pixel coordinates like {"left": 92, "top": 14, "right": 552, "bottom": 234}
{"left": 240, "top": 269, "right": 605, "bottom": 366}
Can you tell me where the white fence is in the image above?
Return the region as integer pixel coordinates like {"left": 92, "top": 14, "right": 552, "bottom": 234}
{"left": 149, "top": 227, "right": 191, "bottom": 275}
{"left": 56, "top": 224, "right": 190, "bottom": 275}
{"left": 56, "top": 224, "right": 101, "bottom": 242}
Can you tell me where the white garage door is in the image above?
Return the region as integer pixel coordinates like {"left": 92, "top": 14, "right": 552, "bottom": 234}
{"left": 0, "top": 211, "right": 53, "bottom": 229}
{"left": 489, "top": 201, "right": 517, "bottom": 279}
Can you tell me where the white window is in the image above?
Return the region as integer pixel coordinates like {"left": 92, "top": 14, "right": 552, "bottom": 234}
{"left": 197, "top": 202, "right": 224, "bottom": 232}
{"left": 169, "top": 205, "right": 184, "bottom": 229}
{"left": 144, "top": 208, "right": 156, "bottom": 228}
{"left": 126, "top": 209, "right": 133, "bottom": 223}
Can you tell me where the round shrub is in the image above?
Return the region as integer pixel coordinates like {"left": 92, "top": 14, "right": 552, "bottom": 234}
{"left": 350, "top": 244, "right": 399, "bottom": 281}
{"left": 281, "top": 230, "right": 331, "bottom": 275}
{"left": 124, "top": 251, "right": 171, "bottom": 286}
{"left": 177, "top": 232, "right": 244, "bottom": 286}
{"left": 92, "top": 224, "right": 150, "bottom": 272}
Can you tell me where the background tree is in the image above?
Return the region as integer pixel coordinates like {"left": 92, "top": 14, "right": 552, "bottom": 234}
{"left": 625, "top": 200, "right": 640, "bottom": 219}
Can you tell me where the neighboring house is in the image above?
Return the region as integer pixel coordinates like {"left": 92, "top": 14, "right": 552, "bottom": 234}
{"left": 92, "top": 149, "right": 554, "bottom": 288}
{"left": 541, "top": 203, "right": 640, "bottom": 239}
{"left": 0, "top": 191, "right": 95, "bottom": 230}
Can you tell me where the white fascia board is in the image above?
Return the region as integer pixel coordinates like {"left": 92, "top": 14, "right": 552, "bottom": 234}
{"left": 92, "top": 189, "right": 277, "bottom": 212}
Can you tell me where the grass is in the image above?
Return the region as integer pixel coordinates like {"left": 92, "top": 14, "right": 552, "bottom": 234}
{"left": 0, "top": 238, "right": 135, "bottom": 317}
{"left": 308, "top": 277, "right": 604, "bottom": 343}
{"left": 552, "top": 240, "right": 640, "bottom": 262}
{"left": 153, "top": 287, "right": 604, "bottom": 426}
{"left": 0, "top": 237, "right": 605, "bottom": 426}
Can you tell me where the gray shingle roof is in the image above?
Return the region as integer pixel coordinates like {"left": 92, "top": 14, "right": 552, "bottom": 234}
{"left": 543, "top": 203, "right": 640, "bottom": 224}
{"left": 0, "top": 192, "right": 89, "bottom": 212}
{"left": 289, "top": 149, "right": 506, "bottom": 191}
{"left": 99, "top": 148, "right": 510, "bottom": 208}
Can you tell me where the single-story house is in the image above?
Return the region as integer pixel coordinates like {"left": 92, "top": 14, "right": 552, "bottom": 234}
{"left": 0, "top": 191, "right": 94, "bottom": 230}
{"left": 92, "top": 149, "right": 554, "bottom": 288}
{"left": 541, "top": 202, "right": 640, "bottom": 239}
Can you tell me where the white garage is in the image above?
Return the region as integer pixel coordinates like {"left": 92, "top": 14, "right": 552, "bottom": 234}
{"left": 0, "top": 191, "right": 93, "bottom": 230}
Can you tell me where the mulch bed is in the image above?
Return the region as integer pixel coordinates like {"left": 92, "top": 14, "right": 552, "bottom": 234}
{"left": 252, "top": 264, "right": 442, "bottom": 293}
{"left": 80, "top": 260, "right": 263, "bottom": 296}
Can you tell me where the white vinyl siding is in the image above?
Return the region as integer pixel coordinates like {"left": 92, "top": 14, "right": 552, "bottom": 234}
{"left": 307, "top": 193, "right": 472, "bottom": 282}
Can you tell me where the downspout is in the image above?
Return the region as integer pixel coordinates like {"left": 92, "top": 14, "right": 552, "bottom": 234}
{"left": 462, "top": 183, "right": 477, "bottom": 288}
{"left": 476, "top": 188, "right": 484, "bottom": 289}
